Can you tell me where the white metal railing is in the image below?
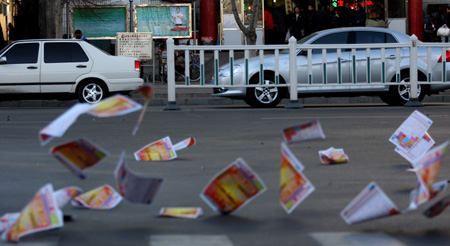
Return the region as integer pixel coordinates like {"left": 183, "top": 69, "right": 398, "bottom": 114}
{"left": 164, "top": 36, "right": 450, "bottom": 110}
{"left": 417, "top": 42, "right": 450, "bottom": 83}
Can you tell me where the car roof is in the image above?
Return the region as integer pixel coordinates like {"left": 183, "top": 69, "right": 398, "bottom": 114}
{"left": 12, "top": 39, "right": 85, "bottom": 43}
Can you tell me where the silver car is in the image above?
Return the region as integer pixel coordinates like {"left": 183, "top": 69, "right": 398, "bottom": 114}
{"left": 213, "top": 27, "right": 450, "bottom": 107}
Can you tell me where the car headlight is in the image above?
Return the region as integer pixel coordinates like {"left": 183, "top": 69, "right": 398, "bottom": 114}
{"left": 219, "top": 64, "right": 241, "bottom": 77}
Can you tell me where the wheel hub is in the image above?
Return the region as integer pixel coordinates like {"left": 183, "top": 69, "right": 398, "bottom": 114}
{"left": 83, "top": 84, "right": 103, "bottom": 103}
{"left": 255, "top": 80, "right": 278, "bottom": 104}
{"left": 398, "top": 83, "right": 421, "bottom": 101}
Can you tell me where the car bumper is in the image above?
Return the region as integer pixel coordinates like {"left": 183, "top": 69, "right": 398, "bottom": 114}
{"left": 108, "top": 78, "right": 144, "bottom": 92}
{"left": 212, "top": 74, "right": 247, "bottom": 98}
{"left": 213, "top": 87, "right": 246, "bottom": 98}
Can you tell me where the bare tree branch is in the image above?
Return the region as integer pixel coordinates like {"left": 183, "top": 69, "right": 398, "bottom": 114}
{"left": 230, "top": 0, "right": 248, "bottom": 36}
{"left": 230, "top": 0, "right": 259, "bottom": 45}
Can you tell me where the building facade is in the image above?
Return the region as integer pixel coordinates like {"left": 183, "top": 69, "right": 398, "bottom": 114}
{"left": 1, "top": 0, "right": 448, "bottom": 47}
{"left": 0, "top": 0, "right": 9, "bottom": 47}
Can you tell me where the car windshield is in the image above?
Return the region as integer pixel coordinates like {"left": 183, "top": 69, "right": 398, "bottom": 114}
{"left": 0, "top": 43, "right": 13, "bottom": 56}
{"left": 297, "top": 33, "right": 318, "bottom": 44}
{"left": 280, "top": 33, "right": 319, "bottom": 54}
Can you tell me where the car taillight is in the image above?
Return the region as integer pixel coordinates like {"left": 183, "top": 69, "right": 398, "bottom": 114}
{"left": 135, "top": 60, "right": 141, "bottom": 71}
{"left": 438, "top": 50, "right": 450, "bottom": 63}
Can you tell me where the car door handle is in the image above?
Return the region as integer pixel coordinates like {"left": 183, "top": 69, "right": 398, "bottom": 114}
{"left": 76, "top": 65, "right": 87, "bottom": 68}
{"left": 27, "top": 66, "right": 38, "bottom": 70}
{"left": 386, "top": 55, "right": 397, "bottom": 59}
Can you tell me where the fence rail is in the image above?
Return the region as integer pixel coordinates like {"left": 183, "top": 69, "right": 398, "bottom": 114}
{"left": 164, "top": 36, "right": 450, "bottom": 110}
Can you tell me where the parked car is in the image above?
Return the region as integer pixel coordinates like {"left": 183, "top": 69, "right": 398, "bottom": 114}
{"left": 213, "top": 27, "right": 450, "bottom": 107}
{"left": 0, "top": 39, "right": 143, "bottom": 103}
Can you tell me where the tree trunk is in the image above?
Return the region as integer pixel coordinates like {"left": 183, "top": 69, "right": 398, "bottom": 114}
{"left": 39, "top": 0, "right": 63, "bottom": 38}
{"left": 230, "top": 0, "right": 260, "bottom": 46}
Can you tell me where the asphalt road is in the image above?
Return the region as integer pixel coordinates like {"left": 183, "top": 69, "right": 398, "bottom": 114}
{"left": 1, "top": 104, "right": 450, "bottom": 245}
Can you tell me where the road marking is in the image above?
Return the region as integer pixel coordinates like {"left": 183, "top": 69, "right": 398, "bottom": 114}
{"left": 149, "top": 235, "right": 233, "bottom": 246}
{"left": 310, "top": 232, "right": 406, "bottom": 246}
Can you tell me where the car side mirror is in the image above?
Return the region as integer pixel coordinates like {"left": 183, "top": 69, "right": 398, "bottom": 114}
{"left": 0, "top": 57, "right": 6, "bottom": 64}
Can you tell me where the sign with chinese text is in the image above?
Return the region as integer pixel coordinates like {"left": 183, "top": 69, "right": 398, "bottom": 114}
{"left": 116, "top": 32, "right": 153, "bottom": 60}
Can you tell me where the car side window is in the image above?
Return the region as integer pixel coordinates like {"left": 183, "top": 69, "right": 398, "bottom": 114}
{"left": 2, "top": 43, "right": 39, "bottom": 64}
{"left": 44, "top": 43, "right": 89, "bottom": 63}
{"left": 355, "top": 31, "right": 398, "bottom": 44}
{"left": 311, "top": 32, "right": 350, "bottom": 54}
{"left": 386, "top": 34, "right": 397, "bottom": 43}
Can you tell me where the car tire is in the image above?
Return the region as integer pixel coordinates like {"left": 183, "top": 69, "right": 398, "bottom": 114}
{"left": 243, "top": 97, "right": 255, "bottom": 107}
{"left": 246, "top": 73, "right": 285, "bottom": 108}
{"left": 189, "top": 64, "right": 201, "bottom": 82}
{"left": 379, "top": 94, "right": 394, "bottom": 105}
{"left": 384, "top": 70, "right": 427, "bottom": 106}
{"left": 77, "top": 80, "right": 108, "bottom": 104}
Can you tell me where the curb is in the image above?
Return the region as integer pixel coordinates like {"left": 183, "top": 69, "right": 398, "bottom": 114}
{"left": 1, "top": 93, "right": 449, "bottom": 108}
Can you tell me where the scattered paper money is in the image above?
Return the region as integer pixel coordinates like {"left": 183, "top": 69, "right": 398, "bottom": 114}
{"left": 200, "top": 158, "right": 266, "bottom": 214}
{"left": 115, "top": 152, "right": 164, "bottom": 204}
{"left": 54, "top": 186, "right": 83, "bottom": 209}
{"left": 282, "top": 120, "right": 326, "bottom": 143}
{"left": 389, "top": 110, "right": 432, "bottom": 152}
{"left": 51, "top": 138, "right": 108, "bottom": 179}
{"left": 280, "top": 143, "right": 315, "bottom": 214}
{"left": 134, "top": 137, "right": 196, "bottom": 161}
{"left": 72, "top": 185, "right": 122, "bottom": 210}
{"left": 2, "top": 184, "right": 64, "bottom": 242}
{"left": 0, "top": 213, "right": 20, "bottom": 234}
{"left": 424, "top": 191, "right": 450, "bottom": 218}
{"left": 341, "top": 182, "right": 400, "bottom": 224}
{"left": 319, "top": 147, "right": 349, "bottom": 165}
{"left": 158, "top": 207, "right": 203, "bottom": 219}
{"left": 395, "top": 132, "right": 434, "bottom": 164}
{"left": 39, "top": 95, "right": 142, "bottom": 146}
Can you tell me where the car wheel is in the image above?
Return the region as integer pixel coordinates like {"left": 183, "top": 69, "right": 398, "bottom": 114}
{"left": 246, "top": 73, "right": 285, "bottom": 108}
{"left": 243, "top": 97, "right": 255, "bottom": 107}
{"left": 379, "top": 94, "right": 394, "bottom": 105}
{"left": 386, "top": 70, "right": 427, "bottom": 106}
{"left": 189, "top": 64, "right": 201, "bottom": 82}
{"left": 77, "top": 80, "right": 108, "bottom": 103}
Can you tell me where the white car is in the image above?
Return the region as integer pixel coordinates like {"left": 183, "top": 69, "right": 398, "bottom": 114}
{"left": 0, "top": 39, "right": 143, "bottom": 103}
{"left": 213, "top": 27, "right": 450, "bottom": 107}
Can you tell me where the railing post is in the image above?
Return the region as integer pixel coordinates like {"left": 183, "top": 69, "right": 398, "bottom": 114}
{"left": 164, "top": 38, "right": 180, "bottom": 111}
{"left": 285, "top": 36, "right": 303, "bottom": 109}
{"left": 405, "top": 35, "right": 423, "bottom": 107}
